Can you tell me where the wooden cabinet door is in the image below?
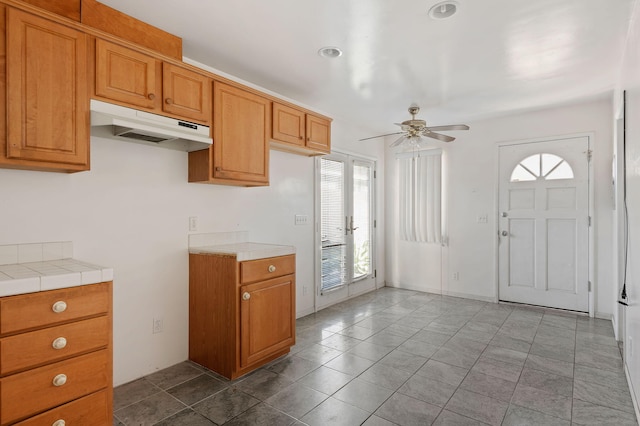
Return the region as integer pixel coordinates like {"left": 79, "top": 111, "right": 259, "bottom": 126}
{"left": 94, "top": 39, "right": 161, "bottom": 111}
{"left": 6, "top": 9, "right": 89, "bottom": 167}
{"left": 272, "top": 102, "right": 305, "bottom": 146}
{"left": 162, "top": 63, "right": 211, "bottom": 125}
{"left": 213, "top": 82, "right": 269, "bottom": 184}
{"left": 306, "top": 114, "right": 331, "bottom": 153}
{"left": 239, "top": 275, "right": 295, "bottom": 368}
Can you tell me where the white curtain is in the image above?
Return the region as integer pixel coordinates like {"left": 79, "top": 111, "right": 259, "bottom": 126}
{"left": 398, "top": 149, "right": 442, "bottom": 243}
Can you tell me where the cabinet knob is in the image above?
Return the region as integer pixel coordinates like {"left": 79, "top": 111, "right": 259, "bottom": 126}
{"left": 165, "top": 98, "right": 173, "bottom": 105}
{"left": 52, "top": 337, "right": 67, "bottom": 350}
{"left": 242, "top": 292, "right": 251, "bottom": 301}
{"left": 215, "top": 167, "right": 222, "bottom": 172}
{"left": 268, "top": 265, "right": 276, "bottom": 273}
{"left": 148, "top": 93, "right": 156, "bottom": 100}
{"left": 299, "top": 136, "right": 303, "bottom": 140}
{"left": 52, "top": 420, "right": 66, "bottom": 426}
{"left": 52, "top": 301, "right": 67, "bottom": 314}
{"left": 52, "top": 374, "right": 67, "bottom": 387}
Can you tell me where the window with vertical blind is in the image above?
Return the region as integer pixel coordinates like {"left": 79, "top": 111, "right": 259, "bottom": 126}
{"left": 398, "top": 149, "right": 442, "bottom": 243}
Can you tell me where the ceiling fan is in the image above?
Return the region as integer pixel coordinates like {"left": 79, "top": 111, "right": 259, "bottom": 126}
{"left": 360, "top": 106, "right": 470, "bottom": 148}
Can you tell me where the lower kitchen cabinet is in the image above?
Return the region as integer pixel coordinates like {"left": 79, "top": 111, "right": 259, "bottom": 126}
{"left": 189, "top": 254, "right": 295, "bottom": 379}
{"left": 0, "top": 282, "right": 113, "bottom": 425}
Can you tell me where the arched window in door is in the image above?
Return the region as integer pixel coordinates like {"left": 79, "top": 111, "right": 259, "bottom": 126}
{"left": 510, "top": 153, "right": 574, "bottom": 182}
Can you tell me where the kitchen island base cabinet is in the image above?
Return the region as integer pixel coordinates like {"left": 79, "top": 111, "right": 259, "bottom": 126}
{"left": 189, "top": 254, "right": 295, "bottom": 379}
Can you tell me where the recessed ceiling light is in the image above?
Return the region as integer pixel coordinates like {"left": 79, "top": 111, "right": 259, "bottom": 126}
{"left": 428, "top": 1, "right": 458, "bottom": 19}
{"left": 318, "top": 46, "right": 343, "bottom": 59}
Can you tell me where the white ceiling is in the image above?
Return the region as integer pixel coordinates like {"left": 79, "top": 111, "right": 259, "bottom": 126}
{"left": 99, "top": 0, "right": 634, "bottom": 136}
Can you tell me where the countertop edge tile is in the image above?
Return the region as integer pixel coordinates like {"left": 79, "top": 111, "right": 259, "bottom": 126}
{"left": 0, "top": 277, "right": 41, "bottom": 297}
{"left": 189, "top": 242, "right": 296, "bottom": 261}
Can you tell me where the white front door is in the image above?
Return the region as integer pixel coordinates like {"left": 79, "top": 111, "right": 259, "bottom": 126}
{"left": 498, "top": 136, "right": 590, "bottom": 312}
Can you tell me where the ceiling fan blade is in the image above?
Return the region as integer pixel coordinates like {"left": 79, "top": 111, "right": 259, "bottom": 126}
{"left": 358, "top": 131, "right": 404, "bottom": 141}
{"left": 427, "top": 124, "right": 470, "bottom": 131}
{"left": 423, "top": 131, "right": 455, "bottom": 143}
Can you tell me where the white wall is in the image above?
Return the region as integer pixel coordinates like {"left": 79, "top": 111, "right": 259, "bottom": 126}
{"left": 616, "top": 0, "right": 640, "bottom": 413}
{"left": 0, "top": 116, "right": 384, "bottom": 386}
{"left": 386, "top": 99, "right": 615, "bottom": 316}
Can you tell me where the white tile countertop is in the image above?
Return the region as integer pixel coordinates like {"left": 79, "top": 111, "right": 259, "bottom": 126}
{"left": 188, "top": 232, "right": 295, "bottom": 261}
{"left": 0, "top": 242, "right": 113, "bottom": 297}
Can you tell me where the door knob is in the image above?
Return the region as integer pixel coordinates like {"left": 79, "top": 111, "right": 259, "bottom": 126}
{"left": 242, "top": 292, "right": 251, "bottom": 301}
{"left": 501, "top": 230, "right": 508, "bottom": 236}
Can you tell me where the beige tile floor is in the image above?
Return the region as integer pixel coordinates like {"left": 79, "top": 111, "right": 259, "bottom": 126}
{"left": 113, "top": 288, "right": 638, "bottom": 425}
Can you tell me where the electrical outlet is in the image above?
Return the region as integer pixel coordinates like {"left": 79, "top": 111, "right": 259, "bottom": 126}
{"left": 453, "top": 272, "right": 459, "bottom": 281}
{"left": 303, "top": 286, "right": 308, "bottom": 295}
{"left": 295, "top": 215, "right": 309, "bottom": 226}
{"left": 153, "top": 317, "right": 164, "bottom": 334}
{"left": 189, "top": 216, "right": 198, "bottom": 232}
{"left": 477, "top": 214, "right": 488, "bottom": 224}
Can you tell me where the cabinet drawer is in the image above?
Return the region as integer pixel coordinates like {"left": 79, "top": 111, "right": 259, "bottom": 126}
{"left": 0, "top": 282, "right": 110, "bottom": 335}
{"left": 240, "top": 255, "right": 295, "bottom": 284}
{"left": 14, "top": 389, "right": 111, "bottom": 426}
{"left": 0, "top": 316, "right": 109, "bottom": 375}
{"left": 0, "top": 349, "right": 109, "bottom": 425}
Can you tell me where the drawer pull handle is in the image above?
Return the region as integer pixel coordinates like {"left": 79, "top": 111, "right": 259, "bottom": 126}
{"left": 242, "top": 292, "right": 251, "bottom": 301}
{"left": 52, "top": 420, "right": 66, "bottom": 426}
{"left": 268, "top": 265, "right": 276, "bottom": 273}
{"left": 52, "top": 301, "right": 67, "bottom": 313}
{"left": 52, "top": 337, "right": 67, "bottom": 350}
{"left": 52, "top": 374, "right": 67, "bottom": 387}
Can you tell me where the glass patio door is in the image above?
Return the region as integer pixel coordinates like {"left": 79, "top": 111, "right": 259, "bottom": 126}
{"left": 318, "top": 153, "right": 375, "bottom": 299}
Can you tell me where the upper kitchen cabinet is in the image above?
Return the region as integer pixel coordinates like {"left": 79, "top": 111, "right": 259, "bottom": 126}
{"left": 94, "top": 39, "right": 211, "bottom": 125}
{"left": 271, "top": 101, "right": 331, "bottom": 155}
{"left": 189, "top": 82, "right": 270, "bottom": 186}
{"left": 0, "top": 7, "right": 89, "bottom": 172}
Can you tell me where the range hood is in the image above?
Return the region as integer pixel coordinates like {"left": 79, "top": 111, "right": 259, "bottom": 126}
{"left": 90, "top": 99, "right": 212, "bottom": 152}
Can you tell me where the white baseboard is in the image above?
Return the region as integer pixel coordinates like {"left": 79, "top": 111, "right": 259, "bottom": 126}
{"left": 385, "top": 281, "right": 442, "bottom": 295}
{"left": 295, "top": 306, "right": 315, "bottom": 318}
{"left": 385, "top": 282, "right": 495, "bottom": 304}
{"left": 624, "top": 362, "right": 640, "bottom": 424}
{"left": 595, "top": 311, "right": 614, "bottom": 321}
{"left": 441, "top": 290, "right": 496, "bottom": 303}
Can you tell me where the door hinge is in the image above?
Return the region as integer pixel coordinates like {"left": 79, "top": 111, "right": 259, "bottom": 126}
{"left": 374, "top": 170, "right": 377, "bottom": 179}
{"left": 374, "top": 219, "right": 377, "bottom": 228}
{"left": 588, "top": 281, "right": 592, "bottom": 291}
{"left": 374, "top": 269, "right": 377, "bottom": 278}
{"left": 588, "top": 216, "right": 592, "bottom": 226}
{"left": 587, "top": 149, "right": 593, "bottom": 162}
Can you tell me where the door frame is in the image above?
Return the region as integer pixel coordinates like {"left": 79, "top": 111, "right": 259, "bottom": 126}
{"left": 314, "top": 149, "right": 378, "bottom": 311}
{"left": 494, "top": 133, "right": 595, "bottom": 316}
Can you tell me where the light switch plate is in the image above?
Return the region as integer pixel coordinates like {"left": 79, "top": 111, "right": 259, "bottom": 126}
{"left": 295, "top": 215, "right": 309, "bottom": 226}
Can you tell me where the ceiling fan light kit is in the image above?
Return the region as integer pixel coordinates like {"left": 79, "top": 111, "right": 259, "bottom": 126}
{"left": 359, "top": 105, "right": 469, "bottom": 149}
